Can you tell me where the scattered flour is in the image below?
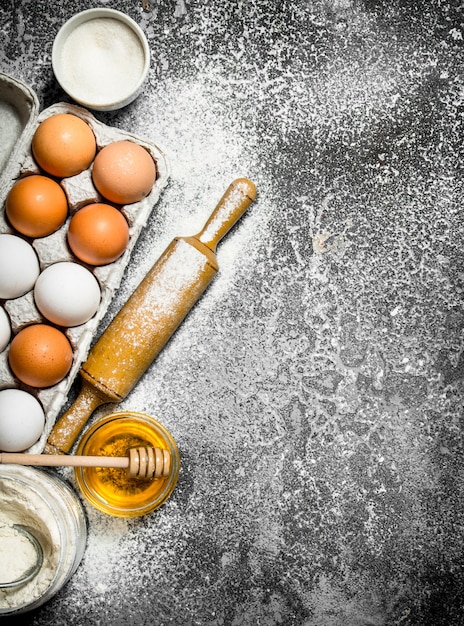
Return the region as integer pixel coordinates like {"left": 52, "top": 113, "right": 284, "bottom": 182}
{"left": 0, "top": 0, "right": 461, "bottom": 622}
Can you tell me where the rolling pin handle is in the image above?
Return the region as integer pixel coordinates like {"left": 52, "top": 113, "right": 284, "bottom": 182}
{"left": 197, "top": 178, "right": 257, "bottom": 252}
{"left": 43, "top": 380, "right": 112, "bottom": 455}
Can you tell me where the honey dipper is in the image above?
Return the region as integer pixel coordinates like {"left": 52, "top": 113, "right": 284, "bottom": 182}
{"left": 0, "top": 446, "right": 170, "bottom": 479}
{"left": 44, "top": 178, "right": 256, "bottom": 456}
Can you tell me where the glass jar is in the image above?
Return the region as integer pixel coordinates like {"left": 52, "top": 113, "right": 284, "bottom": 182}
{"left": 74, "top": 411, "right": 180, "bottom": 518}
{"left": 0, "top": 465, "right": 87, "bottom": 616}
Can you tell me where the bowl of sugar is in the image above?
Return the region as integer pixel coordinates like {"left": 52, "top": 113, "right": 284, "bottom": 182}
{"left": 52, "top": 9, "right": 150, "bottom": 111}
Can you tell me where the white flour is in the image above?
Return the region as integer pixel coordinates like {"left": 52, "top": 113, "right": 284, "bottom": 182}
{"left": 0, "top": 523, "right": 37, "bottom": 584}
{"left": 0, "top": 477, "right": 60, "bottom": 610}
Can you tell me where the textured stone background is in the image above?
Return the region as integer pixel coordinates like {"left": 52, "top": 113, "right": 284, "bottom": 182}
{"left": 1, "top": 0, "right": 463, "bottom": 624}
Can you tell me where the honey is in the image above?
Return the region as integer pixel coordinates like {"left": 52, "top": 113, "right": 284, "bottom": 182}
{"left": 74, "top": 412, "right": 179, "bottom": 517}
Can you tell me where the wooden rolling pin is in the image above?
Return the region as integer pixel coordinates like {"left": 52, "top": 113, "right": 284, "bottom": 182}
{"left": 44, "top": 178, "right": 256, "bottom": 455}
{"left": 1, "top": 446, "right": 170, "bottom": 479}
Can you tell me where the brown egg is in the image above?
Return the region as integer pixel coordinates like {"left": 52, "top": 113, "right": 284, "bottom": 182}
{"left": 8, "top": 324, "right": 73, "bottom": 388}
{"left": 32, "top": 113, "right": 97, "bottom": 178}
{"left": 6, "top": 175, "right": 68, "bottom": 237}
{"left": 92, "top": 140, "right": 156, "bottom": 204}
{"left": 67, "top": 203, "right": 130, "bottom": 266}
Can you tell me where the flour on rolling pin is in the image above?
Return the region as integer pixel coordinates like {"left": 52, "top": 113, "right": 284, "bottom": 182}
{"left": 100, "top": 239, "right": 211, "bottom": 391}
{"left": 44, "top": 179, "right": 256, "bottom": 455}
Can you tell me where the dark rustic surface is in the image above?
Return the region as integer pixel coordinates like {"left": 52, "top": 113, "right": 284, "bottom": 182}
{"left": 1, "top": 0, "right": 463, "bottom": 624}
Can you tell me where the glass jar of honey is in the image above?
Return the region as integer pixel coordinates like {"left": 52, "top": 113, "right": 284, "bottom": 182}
{"left": 74, "top": 411, "right": 180, "bottom": 518}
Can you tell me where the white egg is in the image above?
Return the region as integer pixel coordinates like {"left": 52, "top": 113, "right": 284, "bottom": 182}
{"left": 0, "top": 234, "right": 40, "bottom": 299}
{"left": 0, "top": 307, "right": 11, "bottom": 352}
{"left": 34, "top": 261, "right": 101, "bottom": 327}
{"left": 0, "top": 389, "right": 45, "bottom": 452}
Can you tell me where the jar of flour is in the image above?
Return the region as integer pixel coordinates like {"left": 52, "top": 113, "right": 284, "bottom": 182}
{"left": 0, "top": 465, "right": 87, "bottom": 615}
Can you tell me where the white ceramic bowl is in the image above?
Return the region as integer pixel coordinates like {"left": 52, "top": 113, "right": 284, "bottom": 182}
{"left": 52, "top": 9, "right": 150, "bottom": 111}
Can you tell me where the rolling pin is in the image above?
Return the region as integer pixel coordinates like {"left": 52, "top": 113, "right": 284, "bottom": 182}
{"left": 44, "top": 178, "right": 256, "bottom": 455}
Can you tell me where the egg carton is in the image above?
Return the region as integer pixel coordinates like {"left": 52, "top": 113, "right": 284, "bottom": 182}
{"left": 0, "top": 72, "right": 170, "bottom": 453}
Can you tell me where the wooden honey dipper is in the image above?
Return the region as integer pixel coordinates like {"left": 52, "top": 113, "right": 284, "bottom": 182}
{"left": 44, "top": 178, "right": 256, "bottom": 456}
{"left": 0, "top": 446, "right": 170, "bottom": 479}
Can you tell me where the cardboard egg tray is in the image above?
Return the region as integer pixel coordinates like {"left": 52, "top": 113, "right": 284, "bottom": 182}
{"left": 0, "top": 72, "right": 170, "bottom": 453}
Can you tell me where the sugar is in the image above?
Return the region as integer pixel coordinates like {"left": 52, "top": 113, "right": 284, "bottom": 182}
{"left": 59, "top": 18, "right": 146, "bottom": 105}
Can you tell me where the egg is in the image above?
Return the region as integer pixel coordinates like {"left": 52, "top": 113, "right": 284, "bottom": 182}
{"left": 0, "top": 307, "right": 11, "bottom": 352}
{"left": 6, "top": 174, "right": 68, "bottom": 237}
{"left": 32, "top": 113, "right": 97, "bottom": 178}
{"left": 0, "top": 389, "right": 45, "bottom": 452}
{"left": 8, "top": 324, "right": 73, "bottom": 388}
{"left": 67, "top": 203, "right": 130, "bottom": 265}
{"left": 92, "top": 140, "right": 156, "bottom": 204}
{"left": 0, "top": 234, "right": 40, "bottom": 299}
{"left": 34, "top": 262, "right": 101, "bottom": 327}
